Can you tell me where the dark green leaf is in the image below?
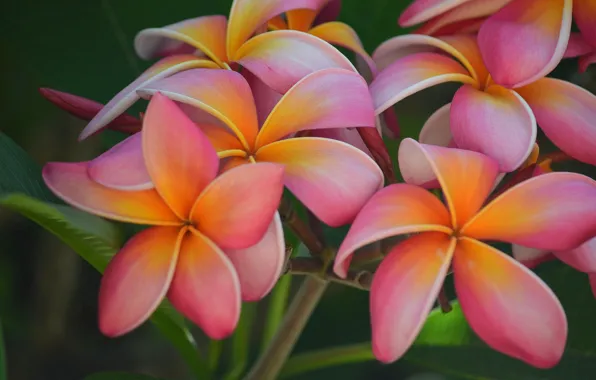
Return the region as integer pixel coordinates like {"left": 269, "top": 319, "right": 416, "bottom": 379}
{"left": 0, "top": 318, "right": 6, "bottom": 380}
{"left": 84, "top": 372, "right": 165, "bottom": 380}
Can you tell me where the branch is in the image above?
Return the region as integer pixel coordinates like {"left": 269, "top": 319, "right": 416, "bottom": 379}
{"left": 278, "top": 198, "right": 324, "bottom": 255}
{"left": 287, "top": 257, "right": 372, "bottom": 291}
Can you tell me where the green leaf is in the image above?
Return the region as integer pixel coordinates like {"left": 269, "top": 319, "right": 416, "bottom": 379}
{"left": 224, "top": 302, "right": 257, "bottom": 380}
{"left": 0, "top": 318, "right": 6, "bottom": 380}
{"left": 84, "top": 372, "right": 165, "bottom": 380}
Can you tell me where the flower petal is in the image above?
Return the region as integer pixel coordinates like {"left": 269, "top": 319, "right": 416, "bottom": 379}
{"left": 226, "top": 0, "right": 321, "bottom": 58}
{"left": 255, "top": 69, "right": 375, "bottom": 148}
{"left": 191, "top": 163, "right": 285, "bottom": 249}
{"left": 242, "top": 69, "right": 283, "bottom": 125}
{"left": 313, "top": 0, "right": 342, "bottom": 25}
{"left": 450, "top": 84, "right": 536, "bottom": 172}
{"left": 268, "top": 15, "right": 288, "bottom": 30}
{"left": 168, "top": 228, "right": 241, "bottom": 339}
{"left": 138, "top": 68, "right": 259, "bottom": 148}
{"left": 256, "top": 137, "right": 383, "bottom": 227}
{"left": 308, "top": 128, "right": 372, "bottom": 156}
{"left": 87, "top": 133, "right": 152, "bottom": 191}
{"left": 563, "top": 33, "right": 594, "bottom": 58}
{"left": 134, "top": 16, "right": 228, "bottom": 65}
{"left": 80, "top": 56, "right": 219, "bottom": 140}
{"left": 462, "top": 172, "right": 596, "bottom": 250}
{"left": 226, "top": 213, "right": 285, "bottom": 301}
{"left": 453, "top": 237, "right": 567, "bottom": 368}
{"left": 399, "top": 0, "right": 472, "bottom": 26}
{"left": 574, "top": 0, "right": 596, "bottom": 48}
{"left": 555, "top": 237, "right": 596, "bottom": 273}
{"left": 370, "top": 52, "right": 474, "bottom": 114}
{"left": 419, "top": 103, "right": 454, "bottom": 147}
{"left": 287, "top": 8, "right": 318, "bottom": 31}
{"left": 512, "top": 245, "right": 553, "bottom": 268}
{"left": 99, "top": 226, "right": 182, "bottom": 337}
{"left": 42, "top": 162, "right": 179, "bottom": 225}
{"left": 334, "top": 183, "right": 452, "bottom": 278}
{"left": 477, "top": 0, "right": 572, "bottom": 88}
{"left": 579, "top": 51, "right": 596, "bottom": 73}
{"left": 233, "top": 30, "right": 355, "bottom": 93}
{"left": 398, "top": 138, "right": 499, "bottom": 229}
{"left": 515, "top": 78, "right": 596, "bottom": 166}
{"left": 372, "top": 233, "right": 456, "bottom": 363}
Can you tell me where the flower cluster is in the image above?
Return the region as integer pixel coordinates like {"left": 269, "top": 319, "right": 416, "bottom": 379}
{"left": 41, "top": 0, "right": 596, "bottom": 371}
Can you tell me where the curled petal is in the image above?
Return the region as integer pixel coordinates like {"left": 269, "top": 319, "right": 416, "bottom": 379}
{"left": 573, "top": 0, "right": 596, "bottom": 48}
{"left": 515, "top": 78, "right": 596, "bottom": 166}
{"left": 242, "top": 69, "right": 282, "bottom": 125}
{"left": 579, "top": 51, "right": 596, "bottom": 73}
{"left": 462, "top": 172, "right": 596, "bottom": 250}
{"left": 191, "top": 163, "right": 284, "bottom": 250}
{"left": 168, "top": 229, "right": 241, "bottom": 339}
{"left": 372, "top": 233, "right": 456, "bottom": 363}
{"left": 42, "top": 162, "right": 179, "bottom": 225}
{"left": 398, "top": 138, "right": 499, "bottom": 229}
{"left": 512, "top": 245, "right": 553, "bottom": 269}
{"left": 450, "top": 84, "right": 536, "bottom": 172}
{"left": 99, "top": 227, "right": 182, "bottom": 337}
{"left": 256, "top": 69, "right": 375, "bottom": 148}
{"left": 234, "top": 30, "right": 355, "bottom": 94}
{"left": 134, "top": 16, "right": 228, "bottom": 65}
{"left": 453, "top": 237, "right": 567, "bottom": 368}
{"left": 142, "top": 94, "right": 219, "bottom": 219}
{"left": 88, "top": 133, "right": 152, "bottom": 191}
{"left": 80, "top": 56, "right": 218, "bottom": 140}
{"left": 334, "top": 184, "right": 452, "bottom": 278}
{"left": 564, "top": 33, "right": 594, "bottom": 58}
{"left": 399, "top": 0, "right": 472, "bottom": 26}
{"left": 226, "top": 213, "right": 285, "bottom": 301}
{"left": 419, "top": 103, "right": 454, "bottom": 147}
{"left": 256, "top": 137, "right": 383, "bottom": 228}
{"left": 555, "top": 237, "right": 596, "bottom": 273}
{"left": 370, "top": 52, "right": 474, "bottom": 114}
{"left": 478, "top": 0, "right": 572, "bottom": 88}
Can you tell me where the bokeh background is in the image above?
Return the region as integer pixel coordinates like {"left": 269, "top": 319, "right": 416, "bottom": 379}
{"left": 1, "top": 1, "right": 596, "bottom": 379}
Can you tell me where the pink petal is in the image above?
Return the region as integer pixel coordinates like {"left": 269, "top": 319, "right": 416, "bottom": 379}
{"left": 168, "top": 228, "right": 241, "bottom": 339}
{"left": 242, "top": 69, "right": 282, "bottom": 125}
{"left": 42, "top": 162, "right": 179, "bottom": 225}
{"left": 138, "top": 68, "right": 260, "bottom": 148}
{"left": 370, "top": 52, "right": 474, "bottom": 114}
{"left": 398, "top": 138, "right": 499, "bottom": 229}
{"left": 334, "top": 183, "right": 452, "bottom": 278}
{"left": 453, "top": 237, "right": 567, "bottom": 368}
{"left": 477, "top": 0, "right": 573, "bottom": 88}
{"left": 419, "top": 103, "right": 454, "bottom": 147}
{"left": 191, "top": 163, "right": 285, "bottom": 250}
{"left": 87, "top": 133, "right": 152, "bottom": 191}
{"left": 134, "top": 16, "right": 228, "bottom": 65}
{"left": 225, "top": 213, "right": 285, "bottom": 301}
{"left": 371, "top": 233, "right": 456, "bottom": 363}
{"left": 515, "top": 78, "right": 596, "bottom": 166}
{"left": 512, "top": 245, "right": 553, "bottom": 268}
{"left": 423, "top": 16, "right": 487, "bottom": 36}
{"left": 573, "top": 0, "right": 596, "bottom": 48}
{"left": 563, "top": 33, "right": 594, "bottom": 58}
{"left": 399, "top": 0, "right": 473, "bottom": 26}
{"left": 233, "top": 30, "right": 355, "bottom": 94}
{"left": 462, "top": 172, "right": 596, "bottom": 250}
{"left": 309, "top": 128, "right": 372, "bottom": 157}
{"left": 255, "top": 137, "right": 383, "bottom": 227}
{"left": 313, "top": 0, "right": 342, "bottom": 25}
{"left": 554, "top": 237, "right": 596, "bottom": 273}
{"left": 255, "top": 69, "right": 375, "bottom": 148}
{"left": 99, "top": 227, "right": 182, "bottom": 337}
{"left": 450, "top": 84, "right": 536, "bottom": 172}
{"left": 579, "top": 51, "right": 596, "bottom": 73}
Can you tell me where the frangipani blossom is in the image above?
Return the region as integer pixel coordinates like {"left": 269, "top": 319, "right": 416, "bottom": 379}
{"left": 42, "top": 93, "right": 285, "bottom": 338}
{"left": 334, "top": 138, "right": 596, "bottom": 367}
{"left": 370, "top": 33, "right": 596, "bottom": 171}
{"left": 87, "top": 68, "right": 384, "bottom": 228}
{"left": 78, "top": 0, "right": 356, "bottom": 140}
{"left": 564, "top": 32, "right": 596, "bottom": 73}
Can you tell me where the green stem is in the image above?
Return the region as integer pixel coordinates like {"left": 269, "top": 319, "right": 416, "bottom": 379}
{"left": 207, "top": 339, "right": 223, "bottom": 373}
{"left": 261, "top": 274, "right": 293, "bottom": 351}
{"left": 280, "top": 342, "right": 374, "bottom": 378}
{"left": 0, "top": 318, "right": 6, "bottom": 380}
{"left": 223, "top": 303, "right": 256, "bottom": 380}
{"left": 244, "top": 276, "right": 328, "bottom": 380}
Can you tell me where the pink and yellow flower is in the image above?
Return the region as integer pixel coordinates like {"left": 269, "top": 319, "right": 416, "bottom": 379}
{"left": 564, "top": 32, "right": 596, "bottom": 72}
{"left": 334, "top": 138, "right": 596, "bottom": 367}
{"left": 42, "top": 93, "right": 286, "bottom": 339}
{"left": 370, "top": 33, "right": 596, "bottom": 172}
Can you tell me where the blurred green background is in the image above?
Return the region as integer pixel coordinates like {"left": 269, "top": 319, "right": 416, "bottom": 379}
{"left": 1, "top": 1, "right": 596, "bottom": 379}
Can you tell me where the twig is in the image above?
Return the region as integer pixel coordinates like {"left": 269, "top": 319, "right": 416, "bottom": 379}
{"left": 278, "top": 198, "right": 324, "bottom": 255}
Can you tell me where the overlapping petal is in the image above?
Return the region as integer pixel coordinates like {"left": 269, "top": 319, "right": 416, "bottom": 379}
{"left": 573, "top": 0, "right": 596, "bottom": 48}
{"left": 399, "top": 0, "right": 472, "bottom": 26}
{"left": 477, "top": 0, "right": 572, "bottom": 88}
{"left": 42, "top": 162, "right": 180, "bottom": 225}
{"left": 462, "top": 173, "right": 596, "bottom": 250}
{"left": 564, "top": 33, "right": 594, "bottom": 58}
{"left": 255, "top": 69, "right": 375, "bottom": 148}
{"left": 309, "top": 128, "right": 372, "bottom": 156}
{"left": 450, "top": 84, "right": 536, "bottom": 172}
{"left": 371, "top": 233, "right": 456, "bottom": 363}
{"left": 313, "top": 0, "right": 342, "bottom": 25}
{"left": 190, "top": 163, "right": 284, "bottom": 250}
{"left": 555, "top": 237, "right": 596, "bottom": 273}
{"left": 579, "top": 52, "right": 596, "bottom": 73}
{"left": 453, "top": 237, "right": 567, "bottom": 368}
{"left": 99, "top": 227, "right": 183, "bottom": 337}
{"left": 512, "top": 245, "right": 553, "bottom": 269}
{"left": 334, "top": 184, "right": 452, "bottom": 278}
{"left": 242, "top": 69, "right": 282, "bottom": 125}
{"left": 419, "top": 103, "right": 454, "bottom": 147}
{"left": 515, "top": 78, "right": 596, "bottom": 166}
{"left": 287, "top": 8, "right": 318, "bottom": 31}
{"left": 256, "top": 137, "right": 383, "bottom": 228}
{"left": 168, "top": 228, "right": 241, "bottom": 339}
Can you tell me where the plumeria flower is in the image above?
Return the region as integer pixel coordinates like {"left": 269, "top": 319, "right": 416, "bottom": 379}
{"left": 86, "top": 68, "right": 384, "bottom": 228}
{"left": 564, "top": 33, "right": 596, "bottom": 73}
{"left": 79, "top": 0, "right": 356, "bottom": 140}
{"left": 370, "top": 33, "right": 596, "bottom": 172}
{"left": 42, "top": 93, "right": 285, "bottom": 338}
{"left": 334, "top": 138, "right": 596, "bottom": 367}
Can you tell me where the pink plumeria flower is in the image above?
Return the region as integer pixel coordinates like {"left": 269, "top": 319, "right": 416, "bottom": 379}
{"left": 42, "top": 93, "right": 285, "bottom": 338}
{"left": 564, "top": 33, "right": 596, "bottom": 72}
{"left": 370, "top": 33, "right": 596, "bottom": 173}
{"left": 79, "top": 0, "right": 357, "bottom": 140}
{"left": 334, "top": 138, "right": 596, "bottom": 368}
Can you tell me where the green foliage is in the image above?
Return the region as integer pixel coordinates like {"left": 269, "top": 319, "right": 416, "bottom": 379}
{"left": 84, "top": 373, "right": 165, "bottom": 380}
{"left": 0, "top": 319, "right": 6, "bottom": 380}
